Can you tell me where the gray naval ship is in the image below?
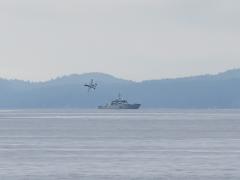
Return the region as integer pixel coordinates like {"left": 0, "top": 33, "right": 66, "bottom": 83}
{"left": 98, "top": 94, "right": 141, "bottom": 109}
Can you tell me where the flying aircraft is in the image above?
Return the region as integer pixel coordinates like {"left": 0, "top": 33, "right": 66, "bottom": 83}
{"left": 84, "top": 79, "right": 98, "bottom": 92}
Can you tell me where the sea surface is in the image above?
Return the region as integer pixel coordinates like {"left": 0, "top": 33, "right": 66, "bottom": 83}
{"left": 0, "top": 109, "right": 240, "bottom": 180}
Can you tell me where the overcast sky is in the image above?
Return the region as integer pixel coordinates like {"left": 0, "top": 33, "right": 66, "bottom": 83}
{"left": 0, "top": 0, "right": 239, "bottom": 81}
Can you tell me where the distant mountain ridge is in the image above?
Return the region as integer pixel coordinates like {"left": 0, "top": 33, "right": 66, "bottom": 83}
{"left": 0, "top": 69, "right": 240, "bottom": 108}
{"left": 47, "top": 73, "right": 131, "bottom": 85}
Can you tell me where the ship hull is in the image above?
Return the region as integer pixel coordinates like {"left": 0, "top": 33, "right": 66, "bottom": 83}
{"left": 98, "top": 104, "right": 141, "bottom": 109}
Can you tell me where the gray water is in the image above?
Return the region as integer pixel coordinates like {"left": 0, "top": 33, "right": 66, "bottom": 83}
{"left": 0, "top": 109, "right": 240, "bottom": 180}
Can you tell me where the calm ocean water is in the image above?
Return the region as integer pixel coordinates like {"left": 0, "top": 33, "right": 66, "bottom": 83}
{"left": 0, "top": 109, "right": 240, "bottom": 180}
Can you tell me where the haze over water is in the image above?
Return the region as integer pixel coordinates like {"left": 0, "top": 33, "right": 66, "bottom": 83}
{"left": 0, "top": 109, "right": 240, "bottom": 180}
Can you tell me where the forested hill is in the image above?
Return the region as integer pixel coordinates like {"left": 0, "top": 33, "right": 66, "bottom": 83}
{"left": 0, "top": 69, "right": 240, "bottom": 108}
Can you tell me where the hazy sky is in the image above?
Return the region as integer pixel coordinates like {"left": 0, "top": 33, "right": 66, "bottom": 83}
{"left": 0, "top": 0, "right": 239, "bottom": 81}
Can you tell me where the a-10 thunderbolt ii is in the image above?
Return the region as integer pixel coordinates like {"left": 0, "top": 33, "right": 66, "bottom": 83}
{"left": 84, "top": 79, "right": 98, "bottom": 92}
